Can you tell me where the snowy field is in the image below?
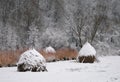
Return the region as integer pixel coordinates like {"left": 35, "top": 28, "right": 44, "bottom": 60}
{"left": 0, "top": 56, "right": 120, "bottom": 82}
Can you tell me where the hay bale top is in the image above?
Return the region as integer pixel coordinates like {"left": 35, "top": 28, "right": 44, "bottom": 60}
{"left": 79, "top": 42, "right": 96, "bottom": 56}
{"left": 45, "top": 46, "right": 56, "bottom": 53}
{"left": 17, "top": 48, "right": 46, "bottom": 66}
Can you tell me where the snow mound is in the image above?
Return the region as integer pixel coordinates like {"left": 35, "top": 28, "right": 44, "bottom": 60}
{"left": 45, "top": 46, "right": 56, "bottom": 53}
{"left": 17, "top": 49, "right": 47, "bottom": 72}
{"left": 79, "top": 42, "right": 96, "bottom": 56}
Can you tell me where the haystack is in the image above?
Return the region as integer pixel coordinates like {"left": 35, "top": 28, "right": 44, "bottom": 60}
{"left": 17, "top": 49, "right": 47, "bottom": 72}
{"left": 40, "top": 46, "right": 56, "bottom": 62}
{"left": 45, "top": 46, "right": 56, "bottom": 53}
{"left": 77, "top": 42, "right": 96, "bottom": 63}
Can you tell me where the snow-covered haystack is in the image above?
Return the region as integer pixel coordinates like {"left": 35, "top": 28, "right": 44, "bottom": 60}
{"left": 45, "top": 46, "right": 56, "bottom": 53}
{"left": 40, "top": 49, "right": 56, "bottom": 62}
{"left": 40, "top": 46, "right": 56, "bottom": 62}
{"left": 17, "top": 49, "right": 47, "bottom": 72}
{"left": 77, "top": 42, "right": 96, "bottom": 63}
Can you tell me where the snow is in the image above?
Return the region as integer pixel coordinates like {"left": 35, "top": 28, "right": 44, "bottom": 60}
{"left": 0, "top": 56, "right": 120, "bottom": 82}
{"left": 18, "top": 48, "right": 46, "bottom": 65}
{"left": 45, "top": 46, "right": 56, "bottom": 53}
{"left": 17, "top": 49, "right": 46, "bottom": 71}
{"left": 79, "top": 42, "right": 96, "bottom": 56}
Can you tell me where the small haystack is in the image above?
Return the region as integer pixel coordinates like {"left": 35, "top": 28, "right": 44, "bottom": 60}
{"left": 17, "top": 49, "right": 47, "bottom": 72}
{"left": 77, "top": 42, "right": 96, "bottom": 63}
{"left": 45, "top": 46, "right": 56, "bottom": 53}
{"left": 43, "top": 46, "right": 56, "bottom": 62}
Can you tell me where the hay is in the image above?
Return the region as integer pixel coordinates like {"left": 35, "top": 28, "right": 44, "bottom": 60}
{"left": 78, "top": 55, "right": 96, "bottom": 63}
{"left": 17, "top": 49, "right": 47, "bottom": 72}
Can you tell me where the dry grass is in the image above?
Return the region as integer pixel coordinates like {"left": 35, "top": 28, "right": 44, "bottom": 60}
{"left": 0, "top": 48, "right": 78, "bottom": 66}
{"left": 77, "top": 55, "right": 96, "bottom": 63}
{"left": 0, "top": 48, "right": 28, "bottom": 67}
{"left": 38, "top": 48, "right": 78, "bottom": 62}
{"left": 55, "top": 48, "right": 78, "bottom": 61}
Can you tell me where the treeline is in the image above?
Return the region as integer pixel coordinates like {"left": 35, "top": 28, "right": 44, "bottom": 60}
{"left": 0, "top": 0, "right": 120, "bottom": 55}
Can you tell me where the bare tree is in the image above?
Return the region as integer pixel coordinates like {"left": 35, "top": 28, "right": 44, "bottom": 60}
{"left": 91, "top": 0, "right": 109, "bottom": 43}
{"left": 68, "top": 0, "right": 89, "bottom": 48}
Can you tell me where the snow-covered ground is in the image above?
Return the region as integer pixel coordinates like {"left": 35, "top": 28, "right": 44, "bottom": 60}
{"left": 0, "top": 56, "right": 120, "bottom": 82}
